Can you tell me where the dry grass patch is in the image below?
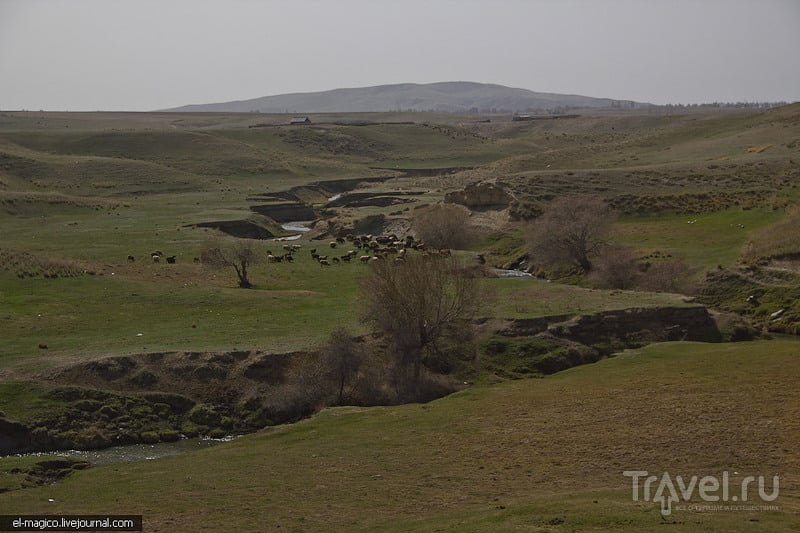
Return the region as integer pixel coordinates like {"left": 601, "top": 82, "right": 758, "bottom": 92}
{"left": 0, "top": 248, "right": 87, "bottom": 279}
{"left": 743, "top": 205, "right": 800, "bottom": 262}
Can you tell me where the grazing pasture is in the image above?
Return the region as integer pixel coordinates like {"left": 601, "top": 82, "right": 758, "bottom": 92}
{"left": 1, "top": 106, "right": 799, "bottom": 530}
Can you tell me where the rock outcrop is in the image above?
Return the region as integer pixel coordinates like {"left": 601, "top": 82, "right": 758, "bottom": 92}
{"left": 445, "top": 181, "right": 512, "bottom": 209}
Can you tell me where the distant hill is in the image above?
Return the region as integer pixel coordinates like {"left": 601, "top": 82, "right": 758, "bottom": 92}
{"left": 163, "top": 82, "right": 650, "bottom": 114}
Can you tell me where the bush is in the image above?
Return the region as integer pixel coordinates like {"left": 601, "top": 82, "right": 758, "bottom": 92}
{"left": 158, "top": 429, "right": 181, "bottom": 442}
{"left": 412, "top": 203, "right": 474, "bottom": 249}
{"left": 139, "top": 431, "right": 160, "bottom": 444}
{"left": 640, "top": 259, "right": 693, "bottom": 293}
{"left": 531, "top": 346, "right": 602, "bottom": 374}
{"left": 590, "top": 246, "right": 640, "bottom": 290}
{"left": 188, "top": 404, "right": 221, "bottom": 426}
{"left": 180, "top": 423, "right": 200, "bottom": 438}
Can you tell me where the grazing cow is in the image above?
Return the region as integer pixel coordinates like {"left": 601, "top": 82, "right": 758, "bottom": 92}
{"left": 317, "top": 255, "right": 328, "bottom": 262}
{"left": 329, "top": 241, "right": 337, "bottom": 249}
{"left": 332, "top": 257, "right": 340, "bottom": 264}
{"left": 152, "top": 254, "right": 160, "bottom": 263}
{"left": 360, "top": 255, "right": 371, "bottom": 264}
{"left": 166, "top": 256, "right": 176, "bottom": 264}
{"left": 127, "top": 255, "right": 135, "bottom": 262}
{"left": 319, "top": 259, "right": 331, "bottom": 266}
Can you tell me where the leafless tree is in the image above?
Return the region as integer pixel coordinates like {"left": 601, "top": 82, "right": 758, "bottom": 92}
{"left": 527, "top": 194, "right": 615, "bottom": 273}
{"left": 360, "top": 255, "right": 484, "bottom": 385}
{"left": 321, "top": 328, "right": 366, "bottom": 405}
{"left": 201, "top": 238, "right": 260, "bottom": 288}
{"left": 412, "top": 203, "right": 473, "bottom": 250}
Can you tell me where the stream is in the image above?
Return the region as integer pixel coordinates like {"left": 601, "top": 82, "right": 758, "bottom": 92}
{"left": 7, "top": 436, "right": 236, "bottom": 466}
{"left": 492, "top": 268, "right": 535, "bottom": 278}
{"left": 276, "top": 220, "right": 314, "bottom": 240}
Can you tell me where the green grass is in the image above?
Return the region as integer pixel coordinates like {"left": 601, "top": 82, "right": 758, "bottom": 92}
{"left": 1, "top": 340, "right": 797, "bottom": 531}
{"left": 0, "top": 260, "right": 365, "bottom": 371}
{"left": 487, "top": 278, "right": 693, "bottom": 318}
{"left": 743, "top": 206, "right": 800, "bottom": 262}
{"left": 613, "top": 208, "right": 785, "bottom": 270}
{"left": 0, "top": 382, "right": 63, "bottom": 421}
{"left": 0, "top": 108, "right": 795, "bottom": 370}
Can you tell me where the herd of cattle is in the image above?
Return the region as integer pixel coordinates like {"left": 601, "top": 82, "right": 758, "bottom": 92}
{"left": 126, "top": 233, "right": 452, "bottom": 268}
{"left": 270, "top": 233, "right": 451, "bottom": 267}
{"left": 127, "top": 251, "right": 178, "bottom": 264}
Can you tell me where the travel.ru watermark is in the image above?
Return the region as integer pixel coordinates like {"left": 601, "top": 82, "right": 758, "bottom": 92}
{"left": 623, "top": 470, "right": 780, "bottom": 516}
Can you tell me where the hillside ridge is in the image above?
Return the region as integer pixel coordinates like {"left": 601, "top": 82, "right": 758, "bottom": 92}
{"left": 163, "top": 81, "right": 650, "bottom": 113}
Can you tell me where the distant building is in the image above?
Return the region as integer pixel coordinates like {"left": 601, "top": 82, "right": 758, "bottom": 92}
{"left": 290, "top": 116, "right": 311, "bottom": 125}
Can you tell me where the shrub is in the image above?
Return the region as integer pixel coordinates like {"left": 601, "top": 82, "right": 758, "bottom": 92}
{"left": 640, "top": 259, "right": 693, "bottom": 293}
{"left": 139, "top": 431, "right": 160, "bottom": 444}
{"left": 590, "top": 246, "right": 640, "bottom": 290}
{"left": 412, "top": 203, "right": 474, "bottom": 249}
{"left": 158, "top": 429, "right": 181, "bottom": 442}
{"left": 188, "top": 404, "right": 221, "bottom": 426}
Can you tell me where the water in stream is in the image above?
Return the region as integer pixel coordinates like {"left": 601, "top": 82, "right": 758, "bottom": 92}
{"left": 7, "top": 436, "right": 235, "bottom": 466}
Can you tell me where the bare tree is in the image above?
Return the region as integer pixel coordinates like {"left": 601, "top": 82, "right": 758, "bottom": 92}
{"left": 412, "top": 203, "right": 473, "bottom": 250}
{"left": 360, "top": 255, "right": 484, "bottom": 385}
{"left": 527, "top": 194, "right": 615, "bottom": 273}
{"left": 201, "top": 238, "right": 260, "bottom": 288}
{"left": 321, "top": 328, "right": 365, "bottom": 405}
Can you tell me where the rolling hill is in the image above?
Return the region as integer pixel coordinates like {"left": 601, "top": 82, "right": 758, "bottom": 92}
{"left": 163, "top": 81, "right": 649, "bottom": 114}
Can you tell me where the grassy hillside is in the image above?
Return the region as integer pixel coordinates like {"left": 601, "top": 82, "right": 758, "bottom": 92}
{"left": 0, "top": 106, "right": 796, "bottom": 354}
{"left": 1, "top": 340, "right": 797, "bottom": 531}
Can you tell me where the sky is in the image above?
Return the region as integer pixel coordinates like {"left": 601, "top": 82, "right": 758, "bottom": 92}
{"left": 1, "top": 0, "right": 799, "bottom": 111}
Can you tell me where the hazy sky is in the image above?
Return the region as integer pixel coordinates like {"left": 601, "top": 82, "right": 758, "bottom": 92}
{"left": 1, "top": 0, "right": 798, "bottom": 111}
